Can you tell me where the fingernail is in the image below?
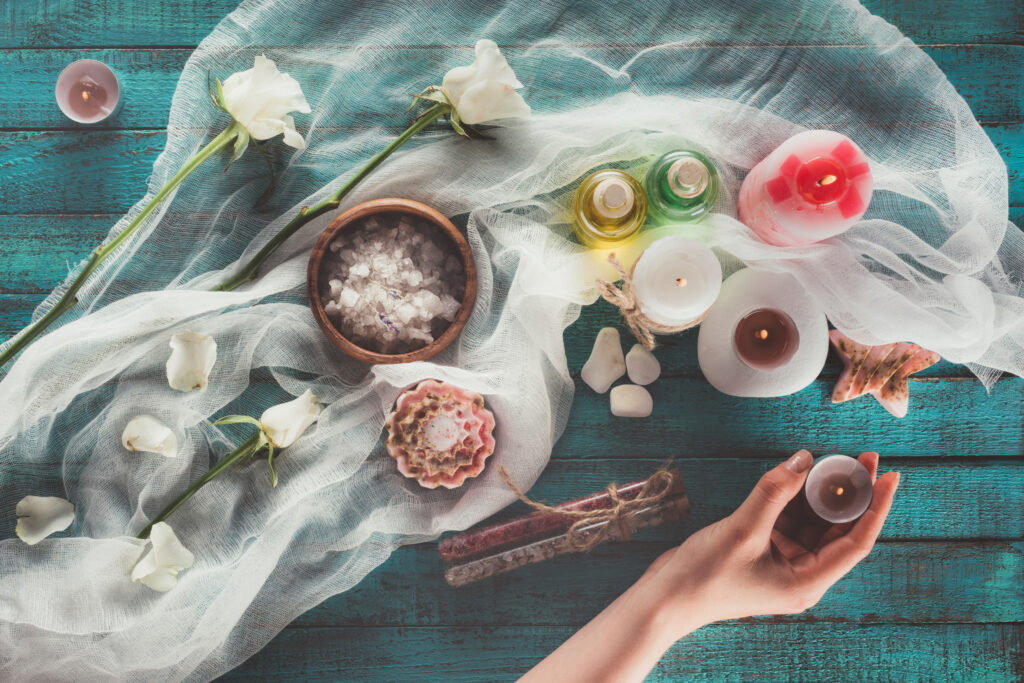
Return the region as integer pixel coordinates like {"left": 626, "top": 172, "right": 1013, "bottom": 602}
{"left": 784, "top": 449, "right": 812, "bottom": 473}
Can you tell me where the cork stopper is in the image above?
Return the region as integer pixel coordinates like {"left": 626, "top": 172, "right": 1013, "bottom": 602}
{"left": 593, "top": 177, "right": 636, "bottom": 220}
{"left": 669, "top": 158, "right": 710, "bottom": 199}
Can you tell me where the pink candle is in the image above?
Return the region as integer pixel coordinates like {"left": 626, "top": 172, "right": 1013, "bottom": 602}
{"left": 55, "top": 60, "right": 119, "bottom": 124}
{"left": 738, "top": 130, "right": 873, "bottom": 246}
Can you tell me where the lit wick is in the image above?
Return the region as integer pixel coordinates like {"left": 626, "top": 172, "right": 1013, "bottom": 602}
{"left": 675, "top": 277, "right": 688, "bottom": 287}
{"left": 834, "top": 486, "right": 845, "bottom": 496}
{"left": 82, "top": 91, "right": 90, "bottom": 101}
{"left": 817, "top": 174, "right": 838, "bottom": 187}
{"left": 756, "top": 328, "right": 768, "bottom": 340}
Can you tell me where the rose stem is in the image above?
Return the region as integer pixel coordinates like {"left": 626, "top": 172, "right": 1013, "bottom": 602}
{"left": 439, "top": 469, "right": 684, "bottom": 563}
{"left": 137, "top": 431, "right": 262, "bottom": 539}
{"left": 212, "top": 102, "right": 450, "bottom": 292}
{"left": 0, "top": 123, "right": 242, "bottom": 371}
{"left": 443, "top": 495, "right": 691, "bottom": 587}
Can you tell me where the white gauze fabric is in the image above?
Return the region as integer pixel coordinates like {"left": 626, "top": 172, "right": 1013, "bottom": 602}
{"left": 1, "top": 0, "right": 1021, "bottom": 680}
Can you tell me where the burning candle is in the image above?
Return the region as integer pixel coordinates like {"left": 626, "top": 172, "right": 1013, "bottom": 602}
{"left": 738, "top": 130, "right": 873, "bottom": 246}
{"left": 733, "top": 308, "right": 799, "bottom": 370}
{"left": 697, "top": 267, "right": 828, "bottom": 397}
{"left": 631, "top": 236, "right": 722, "bottom": 327}
{"left": 573, "top": 170, "right": 647, "bottom": 248}
{"left": 55, "top": 60, "right": 120, "bottom": 124}
{"left": 804, "top": 454, "right": 873, "bottom": 523}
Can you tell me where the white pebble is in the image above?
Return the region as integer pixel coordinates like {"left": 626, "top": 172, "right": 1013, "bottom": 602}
{"left": 610, "top": 384, "right": 653, "bottom": 418}
{"left": 581, "top": 327, "right": 626, "bottom": 393}
{"left": 626, "top": 344, "right": 661, "bottom": 385}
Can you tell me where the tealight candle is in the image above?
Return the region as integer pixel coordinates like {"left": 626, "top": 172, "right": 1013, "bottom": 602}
{"left": 733, "top": 308, "right": 799, "bottom": 370}
{"left": 631, "top": 236, "right": 722, "bottom": 327}
{"left": 697, "top": 267, "right": 828, "bottom": 397}
{"left": 55, "top": 60, "right": 120, "bottom": 124}
{"left": 738, "top": 130, "right": 873, "bottom": 246}
{"left": 573, "top": 169, "right": 647, "bottom": 248}
{"left": 804, "top": 454, "right": 873, "bottom": 523}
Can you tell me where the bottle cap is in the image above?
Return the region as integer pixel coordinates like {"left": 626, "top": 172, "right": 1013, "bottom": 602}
{"left": 669, "top": 158, "right": 710, "bottom": 198}
{"left": 593, "top": 178, "right": 635, "bottom": 219}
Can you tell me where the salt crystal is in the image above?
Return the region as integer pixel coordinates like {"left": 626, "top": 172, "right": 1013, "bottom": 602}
{"left": 338, "top": 287, "right": 360, "bottom": 308}
{"left": 581, "top": 327, "right": 625, "bottom": 393}
{"left": 610, "top": 384, "right": 653, "bottom": 418}
{"left": 626, "top": 345, "right": 661, "bottom": 385}
{"left": 351, "top": 263, "right": 370, "bottom": 278}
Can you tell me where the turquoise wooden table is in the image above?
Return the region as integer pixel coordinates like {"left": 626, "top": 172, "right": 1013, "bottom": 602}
{"left": 2, "top": 1, "right": 1022, "bottom": 680}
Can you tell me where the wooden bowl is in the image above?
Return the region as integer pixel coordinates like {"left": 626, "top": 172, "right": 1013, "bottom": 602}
{"left": 307, "top": 198, "right": 477, "bottom": 365}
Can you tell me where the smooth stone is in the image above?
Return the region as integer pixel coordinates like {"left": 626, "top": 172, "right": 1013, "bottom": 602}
{"left": 610, "top": 384, "right": 653, "bottom": 418}
{"left": 581, "top": 327, "right": 626, "bottom": 393}
{"left": 625, "top": 344, "right": 661, "bottom": 385}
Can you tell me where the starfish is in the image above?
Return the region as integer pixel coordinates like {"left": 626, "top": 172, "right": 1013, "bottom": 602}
{"left": 829, "top": 330, "right": 940, "bottom": 418}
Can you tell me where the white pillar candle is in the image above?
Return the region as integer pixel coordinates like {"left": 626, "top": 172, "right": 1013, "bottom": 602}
{"left": 55, "top": 59, "right": 120, "bottom": 124}
{"left": 631, "top": 236, "right": 722, "bottom": 328}
{"left": 804, "top": 454, "right": 873, "bottom": 523}
{"left": 697, "top": 267, "right": 828, "bottom": 397}
{"left": 738, "top": 130, "right": 873, "bottom": 246}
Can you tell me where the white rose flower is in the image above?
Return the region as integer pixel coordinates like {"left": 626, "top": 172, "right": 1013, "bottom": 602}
{"left": 122, "top": 415, "right": 178, "bottom": 458}
{"left": 259, "top": 389, "right": 322, "bottom": 449}
{"left": 441, "top": 39, "right": 531, "bottom": 125}
{"left": 166, "top": 330, "right": 217, "bottom": 393}
{"left": 221, "top": 54, "right": 312, "bottom": 150}
{"left": 15, "top": 496, "right": 75, "bottom": 545}
{"left": 131, "top": 522, "right": 195, "bottom": 592}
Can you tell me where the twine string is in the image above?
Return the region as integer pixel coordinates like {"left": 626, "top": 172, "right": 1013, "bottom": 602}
{"left": 497, "top": 463, "right": 678, "bottom": 552}
{"left": 594, "top": 252, "right": 709, "bottom": 351}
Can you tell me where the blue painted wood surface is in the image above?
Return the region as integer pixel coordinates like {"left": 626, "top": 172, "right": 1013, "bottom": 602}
{"left": 1, "top": 1, "right": 1021, "bottom": 681}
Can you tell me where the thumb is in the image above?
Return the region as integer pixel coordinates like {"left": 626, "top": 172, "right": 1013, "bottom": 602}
{"left": 731, "top": 450, "right": 813, "bottom": 537}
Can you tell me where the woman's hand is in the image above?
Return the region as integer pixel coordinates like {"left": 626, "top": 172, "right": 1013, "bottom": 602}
{"left": 522, "top": 451, "right": 900, "bottom": 683}
{"left": 642, "top": 450, "right": 900, "bottom": 636}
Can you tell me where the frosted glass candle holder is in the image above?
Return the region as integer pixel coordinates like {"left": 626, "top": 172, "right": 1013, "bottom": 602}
{"left": 55, "top": 60, "right": 120, "bottom": 124}
{"left": 804, "top": 454, "right": 873, "bottom": 524}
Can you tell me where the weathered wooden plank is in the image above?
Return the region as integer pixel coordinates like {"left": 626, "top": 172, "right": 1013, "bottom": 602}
{"left": 0, "top": 215, "right": 109, "bottom": 293}
{"left": 218, "top": 623, "right": 1024, "bottom": 682}
{"left": 3, "top": 458, "right": 1020, "bottom": 540}
{"left": 290, "top": 541, "right": 1023, "bottom": 627}
{"left": 1, "top": 0, "right": 1021, "bottom": 48}
{"left": 2, "top": 122, "right": 1021, "bottom": 218}
{"left": 2, "top": 45, "right": 1021, "bottom": 130}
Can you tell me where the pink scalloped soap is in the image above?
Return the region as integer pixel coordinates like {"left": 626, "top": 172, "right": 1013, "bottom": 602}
{"left": 385, "top": 380, "right": 496, "bottom": 489}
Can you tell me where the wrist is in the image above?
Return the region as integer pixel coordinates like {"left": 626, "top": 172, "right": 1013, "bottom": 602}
{"left": 633, "top": 573, "right": 710, "bottom": 648}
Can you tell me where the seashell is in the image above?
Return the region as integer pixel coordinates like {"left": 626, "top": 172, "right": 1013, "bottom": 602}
{"left": 385, "top": 379, "right": 496, "bottom": 489}
{"left": 829, "top": 330, "right": 940, "bottom": 418}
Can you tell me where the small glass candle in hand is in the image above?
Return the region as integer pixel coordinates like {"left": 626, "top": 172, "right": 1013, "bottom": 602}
{"left": 631, "top": 235, "right": 722, "bottom": 328}
{"left": 804, "top": 454, "right": 873, "bottom": 523}
{"left": 55, "top": 60, "right": 119, "bottom": 124}
{"left": 738, "top": 130, "right": 872, "bottom": 246}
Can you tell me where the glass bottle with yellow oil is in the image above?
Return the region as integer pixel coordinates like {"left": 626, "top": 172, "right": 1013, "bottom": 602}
{"left": 572, "top": 170, "right": 647, "bottom": 248}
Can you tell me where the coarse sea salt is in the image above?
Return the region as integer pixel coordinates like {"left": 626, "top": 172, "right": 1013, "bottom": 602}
{"left": 320, "top": 212, "right": 466, "bottom": 354}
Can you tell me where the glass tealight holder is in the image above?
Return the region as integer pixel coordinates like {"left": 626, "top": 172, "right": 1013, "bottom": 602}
{"left": 645, "top": 150, "right": 719, "bottom": 222}
{"left": 55, "top": 60, "right": 120, "bottom": 124}
{"left": 572, "top": 169, "right": 647, "bottom": 248}
{"left": 804, "top": 454, "right": 873, "bottom": 524}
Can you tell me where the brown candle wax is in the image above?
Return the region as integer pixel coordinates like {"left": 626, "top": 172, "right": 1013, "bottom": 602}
{"left": 733, "top": 308, "right": 799, "bottom": 370}
{"left": 68, "top": 78, "right": 109, "bottom": 119}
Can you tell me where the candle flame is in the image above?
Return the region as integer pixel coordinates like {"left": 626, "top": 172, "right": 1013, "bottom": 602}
{"left": 82, "top": 90, "right": 90, "bottom": 101}
{"left": 817, "top": 174, "right": 837, "bottom": 187}
{"left": 756, "top": 328, "right": 768, "bottom": 340}
{"left": 675, "top": 277, "right": 688, "bottom": 287}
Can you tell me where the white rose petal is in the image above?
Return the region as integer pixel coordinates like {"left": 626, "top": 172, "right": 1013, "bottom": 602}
{"left": 222, "top": 54, "right": 312, "bottom": 150}
{"left": 441, "top": 39, "right": 531, "bottom": 125}
{"left": 122, "top": 415, "right": 178, "bottom": 458}
{"left": 259, "top": 389, "right": 322, "bottom": 449}
{"left": 166, "top": 330, "right": 217, "bottom": 393}
{"left": 15, "top": 496, "right": 75, "bottom": 545}
{"left": 131, "top": 522, "right": 195, "bottom": 592}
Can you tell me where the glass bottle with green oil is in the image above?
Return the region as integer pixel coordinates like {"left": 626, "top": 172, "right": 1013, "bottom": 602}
{"left": 572, "top": 169, "right": 648, "bottom": 248}
{"left": 645, "top": 150, "right": 719, "bottom": 222}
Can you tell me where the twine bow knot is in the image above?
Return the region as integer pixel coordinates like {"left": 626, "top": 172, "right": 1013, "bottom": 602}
{"left": 498, "top": 464, "right": 677, "bottom": 551}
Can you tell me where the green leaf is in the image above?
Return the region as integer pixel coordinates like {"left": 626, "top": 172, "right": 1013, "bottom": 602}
{"left": 212, "top": 414, "right": 261, "bottom": 428}
{"left": 266, "top": 443, "right": 278, "bottom": 488}
{"left": 225, "top": 127, "right": 251, "bottom": 171}
{"left": 448, "top": 109, "right": 469, "bottom": 138}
